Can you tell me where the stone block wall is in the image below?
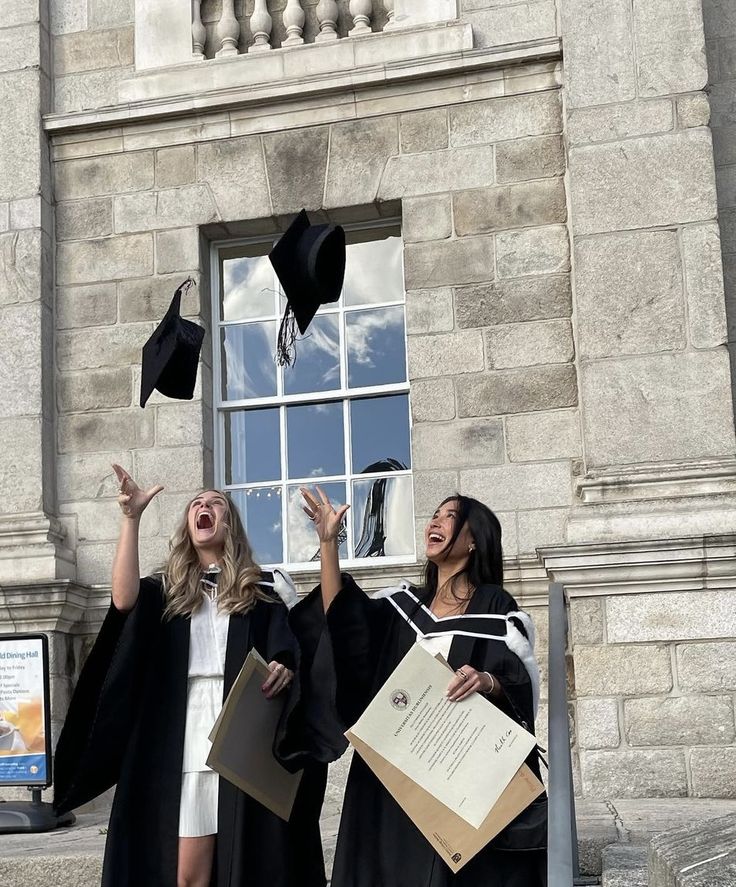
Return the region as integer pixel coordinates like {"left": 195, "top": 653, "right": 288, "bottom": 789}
{"left": 570, "top": 587, "right": 736, "bottom": 800}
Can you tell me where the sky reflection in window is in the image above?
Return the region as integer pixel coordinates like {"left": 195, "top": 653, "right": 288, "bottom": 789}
{"left": 350, "top": 395, "right": 411, "bottom": 474}
{"left": 287, "top": 401, "right": 345, "bottom": 479}
{"left": 221, "top": 321, "right": 277, "bottom": 400}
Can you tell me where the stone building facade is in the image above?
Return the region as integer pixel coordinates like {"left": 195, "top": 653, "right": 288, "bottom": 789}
{"left": 1, "top": 0, "right": 736, "bottom": 804}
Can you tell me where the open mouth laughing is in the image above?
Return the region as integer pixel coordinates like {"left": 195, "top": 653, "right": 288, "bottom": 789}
{"left": 196, "top": 511, "right": 215, "bottom": 531}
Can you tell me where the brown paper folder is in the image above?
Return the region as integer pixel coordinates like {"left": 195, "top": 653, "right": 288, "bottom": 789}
{"left": 347, "top": 731, "right": 544, "bottom": 874}
{"left": 207, "top": 649, "right": 302, "bottom": 821}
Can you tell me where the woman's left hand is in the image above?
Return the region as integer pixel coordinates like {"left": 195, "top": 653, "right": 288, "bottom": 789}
{"left": 262, "top": 661, "right": 294, "bottom": 699}
{"left": 446, "top": 665, "right": 493, "bottom": 702}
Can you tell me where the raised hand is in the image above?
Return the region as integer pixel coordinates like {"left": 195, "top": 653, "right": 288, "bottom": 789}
{"left": 112, "top": 464, "right": 164, "bottom": 520}
{"left": 300, "top": 485, "right": 349, "bottom": 544}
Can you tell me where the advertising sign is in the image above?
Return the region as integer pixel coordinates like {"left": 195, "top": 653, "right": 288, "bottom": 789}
{"left": 0, "top": 634, "right": 51, "bottom": 787}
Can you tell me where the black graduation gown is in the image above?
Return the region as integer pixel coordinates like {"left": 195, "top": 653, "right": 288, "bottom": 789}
{"left": 53, "top": 575, "right": 328, "bottom": 887}
{"left": 290, "top": 577, "right": 547, "bottom": 887}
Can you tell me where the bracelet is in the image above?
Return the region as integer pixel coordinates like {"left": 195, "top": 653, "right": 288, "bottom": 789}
{"left": 483, "top": 672, "right": 496, "bottom": 695}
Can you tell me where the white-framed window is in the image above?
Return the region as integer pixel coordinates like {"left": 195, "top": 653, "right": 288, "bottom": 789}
{"left": 211, "top": 221, "right": 415, "bottom": 570}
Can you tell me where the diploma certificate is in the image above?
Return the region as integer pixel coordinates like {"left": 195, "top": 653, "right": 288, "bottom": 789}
{"left": 348, "top": 643, "right": 537, "bottom": 828}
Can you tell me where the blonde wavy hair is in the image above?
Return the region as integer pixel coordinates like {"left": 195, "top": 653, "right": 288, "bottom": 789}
{"left": 161, "top": 490, "right": 272, "bottom": 620}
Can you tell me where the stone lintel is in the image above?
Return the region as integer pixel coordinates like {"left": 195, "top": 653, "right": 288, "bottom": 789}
{"left": 0, "top": 581, "right": 106, "bottom": 635}
{"left": 43, "top": 35, "right": 561, "bottom": 136}
{"left": 539, "top": 535, "right": 736, "bottom": 597}
{"left": 0, "top": 512, "right": 75, "bottom": 583}
{"left": 576, "top": 458, "right": 736, "bottom": 505}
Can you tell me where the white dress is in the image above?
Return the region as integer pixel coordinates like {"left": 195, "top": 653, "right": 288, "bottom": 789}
{"left": 178, "top": 590, "right": 230, "bottom": 838}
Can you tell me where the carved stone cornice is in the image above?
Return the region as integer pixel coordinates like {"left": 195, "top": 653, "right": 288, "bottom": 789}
{"left": 0, "top": 512, "right": 76, "bottom": 584}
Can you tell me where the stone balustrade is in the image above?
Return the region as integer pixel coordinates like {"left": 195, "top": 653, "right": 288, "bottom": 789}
{"left": 195, "top": 0, "right": 400, "bottom": 59}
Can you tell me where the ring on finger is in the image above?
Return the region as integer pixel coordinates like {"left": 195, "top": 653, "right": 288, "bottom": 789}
{"left": 457, "top": 669, "right": 468, "bottom": 681}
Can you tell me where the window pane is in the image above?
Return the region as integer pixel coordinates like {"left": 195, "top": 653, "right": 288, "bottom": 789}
{"left": 350, "top": 395, "right": 411, "bottom": 474}
{"left": 224, "top": 408, "right": 280, "bottom": 484}
{"left": 286, "top": 482, "right": 347, "bottom": 562}
{"left": 283, "top": 314, "right": 340, "bottom": 396}
{"left": 229, "top": 487, "right": 282, "bottom": 565}
{"left": 346, "top": 306, "right": 406, "bottom": 389}
{"left": 343, "top": 237, "right": 404, "bottom": 307}
{"left": 286, "top": 402, "right": 345, "bottom": 479}
{"left": 352, "top": 475, "right": 415, "bottom": 558}
{"left": 222, "top": 255, "right": 276, "bottom": 321}
{"left": 221, "top": 321, "right": 277, "bottom": 400}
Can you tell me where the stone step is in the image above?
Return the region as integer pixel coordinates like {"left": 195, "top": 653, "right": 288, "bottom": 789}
{"left": 601, "top": 844, "right": 648, "bottom": 887}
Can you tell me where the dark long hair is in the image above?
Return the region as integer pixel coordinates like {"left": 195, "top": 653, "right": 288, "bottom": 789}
{"left": 422, "top": 494, "right": 504, "bottom": 602}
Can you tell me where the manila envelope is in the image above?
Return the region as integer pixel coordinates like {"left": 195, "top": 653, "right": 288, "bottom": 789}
{"left": 207, "top": 648, "right": 303, "bottom": 821}
{"left": 347, "top": 730, "right": 544, "bottom": 874}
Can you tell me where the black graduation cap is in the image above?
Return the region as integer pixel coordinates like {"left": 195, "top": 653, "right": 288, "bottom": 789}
{"left": 139, "top": 278, "right": 205, "bottom": 408}
{"left": 269, "top": 209, "right": 346, "bottom": 366}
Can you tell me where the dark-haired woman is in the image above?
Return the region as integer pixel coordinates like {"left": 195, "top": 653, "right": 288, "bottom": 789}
{"left": 295, "top": 487, "right": 546, "bottom": 887}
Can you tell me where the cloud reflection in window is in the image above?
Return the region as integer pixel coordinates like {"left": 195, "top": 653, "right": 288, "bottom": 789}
{"left": 222, "top": 255, "right": 276, "bottom": 322}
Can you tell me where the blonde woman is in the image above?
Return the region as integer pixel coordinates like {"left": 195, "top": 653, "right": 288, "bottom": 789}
{"left": 54, "top": 466, "right": 328, "bottom": 887}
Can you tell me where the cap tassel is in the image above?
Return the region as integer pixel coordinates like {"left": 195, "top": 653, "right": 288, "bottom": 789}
{"left": 276, "top": 303, "right": 299, "bottom": 367}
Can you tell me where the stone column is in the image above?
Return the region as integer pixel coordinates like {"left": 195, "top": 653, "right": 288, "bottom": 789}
{"left": 0, "top": 0, "right": 74, "bottom": 585}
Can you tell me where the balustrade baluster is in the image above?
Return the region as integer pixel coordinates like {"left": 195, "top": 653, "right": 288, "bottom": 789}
{"left": 249, "top": 0, "right": 273, "bottom": 52}
{"left": 192, "top": 0, "right": 206, "bottom": 58}
{"left": 349, "top": 0, "right": 372, "bottom": 36}
{"left": 316, "top": 0, "right": 339, "bottom": 41}
{"left": 215, "top": 0, "right": 240, "bottom": 56}
{"left": 283, "top": 0, "right": 305, "bottom": 45}
{"left": 383, "top": 0, "right": 397, "bottom": 30}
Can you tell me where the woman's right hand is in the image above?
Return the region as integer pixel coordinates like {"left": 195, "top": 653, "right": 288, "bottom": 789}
{"left": 112, "top": 464, "right": 164, "bottom": 520}
{"left": 301, "top": 485, "right": 349, "bottom": 544}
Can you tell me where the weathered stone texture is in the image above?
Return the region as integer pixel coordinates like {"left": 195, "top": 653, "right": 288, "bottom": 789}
{"left": 405, "top": 288, "right": 454, "bottom": 334}
{"left": 118, "top": 274, "right": 200, "bottom": 323}
{"left": 50, "top": 0, "right": 87, "bottom": 34}
{"left": 402, "top": 195, "right": 452, "bottom": 243}
{"left": 56, "top": 283, "right": 117, "bottom": 329}
{"left": 404, "top": 237, "right": 494, "bottom": 289}
{"left": 574, "top": 645, "right": 672, "bottom": 696}
{"left": 455, "top": 276, "right": 571, "bottom": 327}
{"left": 57, "top": 323, "right": 151, "bottom": 371}
{"left": 88, "top": 0, "right": 134, "bottom": 27}
{"left": 682, "top": 222, "right": 728, "bottom": 348}
{"left": 453, "top": 179, "right": 566, "bottom": 236}
{"left": 495, "top": 134, "right": 565, "bottom": 183}
{"left": 517, "top": 507, "right": 568, "bottom": 551}
{"left": 0, "top": 230, "right": 44, "bottom": 306}
{"left": 567, "top": 101, "right": 673, "bottom": 146}
{"left": 690, "top": 748, "right": 736, "bottom": 798}
{"left": 570, "top": 130, "right": 717, "bottom": 235}
{"left": 460, "top": 461, "right": 572, "bottom": 510}
{"left": 324, "top": 117, "right": 398, "bottom": 207}
{"left": 496, "top": 225, "right": 570, "bottom": 278}
{"left": 581, "top": 750, "right": 687, "bottom": 797}
{"left": 412, "top": 419, "right": 504, "bottom": 470}
{"left": 58, "top": 410, "right": 154, "bottom": 453}
{"left": 677, "top": 642, "right": 736, "bottom": 692}
{"left": 677, "top": 93, "right": 711, "bottom": 128}
{"left": 607, "top": 590, "right": 736, "bottom": 643}
{"left": 577, "top": 698, "right": 621, "bottom": 749}
{"left": 155, "top": 402, "right": 208, "bottom": 448}
{"left": 63, "top": 497, "right": 157, "bottom": 543}
{"left": 56, "top": 198, "right": 112, "bottom": 241}
{"left": 54, "top": 27, "right": 134, "bottom": 76}
{"left": 457, "top": 364, "right": 578, "bottom": 416}
{"left": 197, "top": 136, "right": 271, "bottom": 221}
{"left": 625, "top": 696, "right": 734, "bottom": 746}
{"left": 449, "top": 91, "right": 561, "bottom": 147}
{"left": 506, "top": 409, "right": 581, "bottom": 461}
{"left": 466, "top": 1, "right": 557, "bottom": 48}
{"left": 55, "top": 66, "right": 133, "bottom": 115}
{"left": 57, "top": 234, "right": 153, "bottom": 285}
{"left": 485, "top": 319, "right": 573, "bottom": 369}
{"left": 0, "top": 302, "right": 43, "bottom": 417}
{"left": 58, "top": 367, "right": 132, "bottom": 412}
{"left": 155, "top": 146, "right": 196, "bottom": 189}
{"left": 400, "top": 108, "right": 448, "bottom": 154}
{"left": 570, "top": 598, "right": 605, "bottom": 645}
{"left": 0, "top": 417, "right": 44, "bottom": 511}
{"left": 408, "top": 331, "right": 484, "bottom": 379}
{"left": 574, "top": 230, "right": 685, "bottom": 359}
{"left": 263, "top": 127, "right": 329, "bottom": 216}
{"left": 581, "top": 352, "right": 736, "bottom": 466}
{"left": 0, "top": 71, "right": 42, "bottom": 201}
{"left": 114, "top": 186, "right": 219, "bottom": 233}
{"left": 410, "top": 378, "right": 455, "bottom": 422}
{"left": 413, "top": 470, "right": 460, "bottom": 517}
{"left": 379, "top": 146, "right": 495, "bottom": 200}
{"left": 133, "top": 446, "right": 204, "bottom": 493}
{"left": 155, "top": 227, "right": 200, "bottom": 274}
{"left": 561, "top": 0, "right": 637, "bottom": 108}
{"left": 633, "top": 0, "right": 708, "bottom": 97}
{"left": 57, "top": 450, "right": 131, "bottom": 502}
{"left": 55, "top": 152, "right": 154, "bottom": 201}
